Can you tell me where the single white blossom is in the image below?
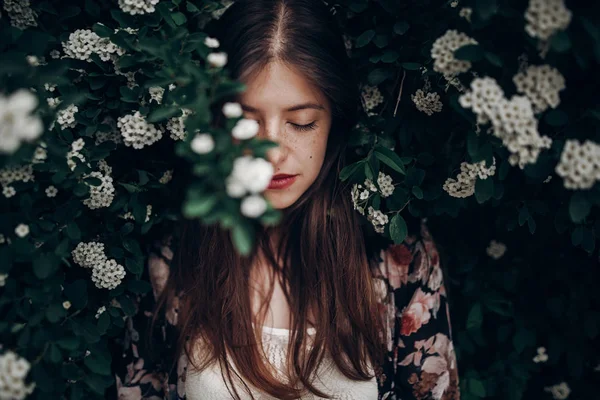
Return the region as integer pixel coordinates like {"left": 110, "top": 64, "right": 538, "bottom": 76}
{"left": 222, "top": 102, "right": 243, "bottom": 118}
{"left": 207, "top": 52, "right": 228, "bottom": 68}
{"left": 204, "top": 37, "right": 220, "bottom": 48}
{"left": 190, "top": 133, "right": 215, "bottom": 154}
{"left": 543, "top": 382, "right": 571, "bottom": 400}
{"left": 14, "top": 223, "right": 29, "bottom": 238}
{"left": 232, "top": 118, "right": 259, "bottom": 140}
{"left": 240, "top": 195, "right": 268, "bottom": 218}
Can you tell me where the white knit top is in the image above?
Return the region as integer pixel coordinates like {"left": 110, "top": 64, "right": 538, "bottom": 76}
{"left": 184, "top": 324, "right": 378, "bottom": 400}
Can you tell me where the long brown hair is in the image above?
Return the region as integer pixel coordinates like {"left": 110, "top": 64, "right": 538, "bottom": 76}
{"left": 149, "top": 1, "right": 388, "bottom": 398}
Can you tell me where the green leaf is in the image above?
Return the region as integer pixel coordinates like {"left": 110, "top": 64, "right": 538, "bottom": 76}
{"left": 84, "top": 355, "right": 111, "bottom": 375}
{"left": 92, "top": 23, "right": 113, "bottom": 38}
{"left": 364, "top": 162, "right": 374, "bottom": 180}
{"left": 381, "top": 50, "right": 400, "bottom": 63}
{"left": 63, "top": 280, "right": 88, "bottom": 310}
{"left": 147, "top": 106, "right": 181, "bottom": 123}
{"left": 544, "top": 109, "right": 568, "bottom": 126}
{"left": 356, "top": 30, "right": 376, "bottom": 48}
{"left": 550, "top": 31, "right": 572, "bottom": 53}
{"left": 412, "top": 186, "right": 423, "bottom": 199}
{"left": 367, "top": 68, "right": 392, "bottom": 85}
{"left": 374, "top": 146, "right": 406, "bottom": 174}
{"left": 171, "top": 12, "right": 187, "bottom": 25}
{"left": 474, "top": 177, "right": 494, "bottom": 203}
{"left": 454, "top": 44, "right": 484, "bottom": 62}
{"left": 183, "top": 195, "right": 218, "bottom": 218}
{"left": 569, "top": 192, "right": 591, "bottom": 223}
{"left": 400, "top": 62, "right": 420, "bottom": 70}
{"left": 393, "top": 21, "right": 409, "bottom": 35}
{"left": 33, "top": 253, "right": 60, "bottom": 279}
{"left": 231, "top": 221, "right": 255, "bottom": 256}
{"left": 389, "top": 214, "right": 408, "bottom": 244}
{"left": 66, "top": 221, "right": 82, "bottom": 240}
{"left": 339, "top": 161, "right": 364, "bottom": 181}
{"left": 117, "top": 294, "right": 137, "bottom": 317}
{"left": 469, "top": 378, "right": 487, "bottom": 397}
{"left": 467, "top": 303, "right": 483, "bottom": 330}
{"left": 475, "top": 0, "right": 497, "bottom": 20}
{"left": 484, "top": 51, "right": 503, "bottom": 67}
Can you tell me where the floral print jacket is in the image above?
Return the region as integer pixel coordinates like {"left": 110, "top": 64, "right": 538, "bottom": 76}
{"left": 113, "top": 220, "right": 460, "bottom": 400}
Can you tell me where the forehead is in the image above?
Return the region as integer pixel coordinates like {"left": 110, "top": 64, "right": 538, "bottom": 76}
{"left": 237, "top": 61, "right": 329, "bottom": 112}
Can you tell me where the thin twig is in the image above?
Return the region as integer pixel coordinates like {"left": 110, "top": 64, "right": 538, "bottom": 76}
{"left": 393, "top": 69, "right": 407, "bottom": 118}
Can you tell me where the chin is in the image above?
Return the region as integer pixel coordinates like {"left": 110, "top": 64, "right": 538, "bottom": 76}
{"left": 264, "top": 191, "right": 300, "bottom": 210}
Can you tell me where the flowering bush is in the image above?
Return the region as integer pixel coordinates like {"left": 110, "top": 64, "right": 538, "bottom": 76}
{"left": 0, "top": 0, "right": 598, "bottom": 399}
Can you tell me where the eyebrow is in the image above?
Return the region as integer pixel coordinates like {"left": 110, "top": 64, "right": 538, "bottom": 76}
{"left": 240, "top": 102, "right": 325, "bottom": 113}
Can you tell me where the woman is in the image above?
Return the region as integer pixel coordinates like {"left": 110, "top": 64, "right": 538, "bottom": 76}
{"left": 114, "top": 0, "right": 460, "bottom": 399}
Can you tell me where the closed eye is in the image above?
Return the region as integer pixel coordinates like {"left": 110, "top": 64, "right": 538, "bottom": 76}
{"left": 291, "top": 121, "right": 317, "bottom": 132}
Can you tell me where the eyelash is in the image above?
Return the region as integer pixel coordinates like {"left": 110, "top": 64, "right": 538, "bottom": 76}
{"left": 291, "top": 121, "right": 317, "bottom": 132}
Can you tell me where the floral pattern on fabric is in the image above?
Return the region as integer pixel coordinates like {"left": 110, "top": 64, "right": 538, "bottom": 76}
{"left": 113, "top": 220, "right": 460, "bottom": 400}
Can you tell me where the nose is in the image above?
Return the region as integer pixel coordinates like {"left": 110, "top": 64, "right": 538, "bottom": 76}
{"left": 257, "top": 119, "right": 287, "bottom": 167}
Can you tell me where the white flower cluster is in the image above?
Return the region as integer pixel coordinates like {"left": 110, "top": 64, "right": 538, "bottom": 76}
{"left": 148, "top": 87, "right": 165, "bottom": 104}
{"left": 486, "top": 239, "right": 506, "bottom": 259}
{"left": 361, "top": 85, "right": 384, "bottom": 116}
{"left": 0, "top": 350, "right": 36, "bottom": 400}
{"left": 95, "top": 305, "right": 107, "bottom": 319}
{"left": 159, "top": 169, "right": 173, "bottom": 184}
{"left": 0, "top": 89, "right": 44, "bottom": 154}
{"left": 525, "top": 0, "right": 572, "bottom": 41}
{"left": 443, "top": 158, "right": 496, "bottom": 198}
{"left": 2, "top": 0, "right": 38, "bottom": 30}
{"left": 46, "top": 97, "right": 60, "bottom": 109}
{"left": 0, "top": 165, "right": 35, "bottom": 195}
{"left": 411, "top": 89, "right": 443, "bottom": 116}
{"left": 555, "top": 139, "right": 600, "bottom": 190}
{"left": 56, "top": 104, "right": 78, "bottom": 130}
{"left": 66, "top": 138, "right": 86, "bottom": 171}
{"left": 71, "top": 241, "right": 107, "bottom": 269}
{"left": 533, "top": 346, "right": 548, "bottom": 363}
{"left": 543, "top": 382, "right": 571, "bottom": 400}
{"left": 119, "top": 0, "right": 160, "bottom": 15}
{"left": 513, "top": 64, "right": 566, "bottom": 113}
{"left": 0, "top": 273, "right": 8, "bottom": 286}
{"left": 226, "top": 155, "right": 274, "bottom": 198}
{"left": 94, "top": 116, "right": 123, "bottom": 146}
{"left": 72, "top": 241, "right": 126, "bottom": 290}
{"left": 367, "top": 206, "right": 389, "bottom": 233}
{"left": 459, "top": 77, "right": 552, "bottom": 169}
{"left": 431, "top": 30, "right": 478, "bottom": 78}
{"left": 120, "top": 204, "right": 153, "bottom": 223}
{"left": 118, "top": 111, "right": 164, "bottom": 149}
{"left": 351, "top": 172, "right": 395, "bottom": 215}
{"left": 377, "top": 172, "right": 395, "bottom": 197}
{"left": 91, "top": 259, "right": 127, "bottom": 290}
{"left": 166, "top": 108, "right": 193, "bottom": 141}
{"left": 82, "top": 159, "right": 116, "bottom": 209}
{"left": 62, "top": 29, "right": 125, "bottom": 63}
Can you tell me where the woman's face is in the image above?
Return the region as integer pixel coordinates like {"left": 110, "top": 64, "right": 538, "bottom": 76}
{"left": 237, "top": 61, "right": 332, "bottom": 210}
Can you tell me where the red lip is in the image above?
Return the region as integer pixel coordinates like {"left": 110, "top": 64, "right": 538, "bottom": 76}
{"left": 268, "top": 174, "right": 298, "bottom": 190}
